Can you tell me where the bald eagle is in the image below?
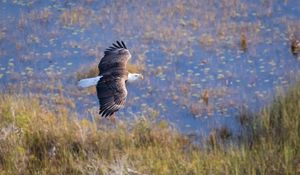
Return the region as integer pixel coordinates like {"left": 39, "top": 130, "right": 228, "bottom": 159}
{"left": 78, "top": 41, "right": 143, "bottom": 117}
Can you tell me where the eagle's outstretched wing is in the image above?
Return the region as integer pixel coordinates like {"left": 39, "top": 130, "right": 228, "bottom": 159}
{"left": 98, "top": 41, "right": 131, "bottom": 75}
{"left": 96, "top": 41, "right": 130, "bottom": 117}
{"left": 97, "top": 76, "right": 127, "bottom": 117}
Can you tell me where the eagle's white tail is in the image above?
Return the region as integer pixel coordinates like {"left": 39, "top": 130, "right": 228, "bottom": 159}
{"left": 77, "top": 76, "right": 102, "bottom": 88}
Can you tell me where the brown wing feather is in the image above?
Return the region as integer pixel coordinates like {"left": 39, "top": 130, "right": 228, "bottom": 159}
{"left": 96, "top": 41, "right": 131, "bottom": 117}
{"left": 98, "top": 41, "right": 131, "bottom": 75}
{"left": 96, "top": 74, "right": 128, "bottom": 117}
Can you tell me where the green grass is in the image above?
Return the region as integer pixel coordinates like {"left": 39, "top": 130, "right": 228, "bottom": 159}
{"left": 0, "top": 82, "right": 299, "bottom": 174}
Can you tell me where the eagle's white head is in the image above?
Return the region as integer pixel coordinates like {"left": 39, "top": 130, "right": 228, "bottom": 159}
{"left": 128, "top": 73, "right": 143, "bottom": 83}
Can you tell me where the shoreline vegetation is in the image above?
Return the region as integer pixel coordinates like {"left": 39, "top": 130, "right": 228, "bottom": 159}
{"left": 0, "top": 1, "right": 299, "bottom": 174}
{"left": 0, "top": 82, "right": 299, "bottom": 174}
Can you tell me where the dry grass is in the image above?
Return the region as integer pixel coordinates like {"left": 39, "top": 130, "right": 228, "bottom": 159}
{"left": 0, "top": 80, "right": 299, "bottom": 174}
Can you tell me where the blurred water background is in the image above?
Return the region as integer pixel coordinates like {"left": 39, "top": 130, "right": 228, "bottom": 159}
{"left": 0, "top": 0, "right": 300, "bottom": 135}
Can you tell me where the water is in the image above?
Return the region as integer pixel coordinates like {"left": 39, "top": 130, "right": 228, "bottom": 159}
{"left": 0, "top": 0, "right": 300, "bottom": 135}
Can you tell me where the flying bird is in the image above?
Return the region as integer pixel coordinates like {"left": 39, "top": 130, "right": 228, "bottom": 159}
{"left": 291, "top": 38, "right": 300, "bottom": 55}
{"left": 78, "top": 41, "right": 143, "bottom": 117}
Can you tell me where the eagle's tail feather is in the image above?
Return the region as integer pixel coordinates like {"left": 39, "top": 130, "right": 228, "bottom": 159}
{"left": 77, "top": 76, "right": 102, "bottom": 88}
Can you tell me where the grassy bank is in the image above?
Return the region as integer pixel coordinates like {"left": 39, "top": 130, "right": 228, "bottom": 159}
{"left": 0, "top": 83, "right": 299, "bottom": 175}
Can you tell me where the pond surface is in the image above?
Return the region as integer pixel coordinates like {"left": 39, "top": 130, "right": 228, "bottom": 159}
{"left": 0, "top": 0, "right": 300, "bottom": 135}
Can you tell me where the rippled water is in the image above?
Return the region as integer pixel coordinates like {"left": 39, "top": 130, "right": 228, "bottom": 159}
{"left": 0, "top": 0, "right": 300, "bottom": 135}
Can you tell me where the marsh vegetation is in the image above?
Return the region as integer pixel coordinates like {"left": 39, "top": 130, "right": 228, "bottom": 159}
{"left": 1, "top": 0, "right": 300, "bottom": 132}
{"left": 0, "top": 82, "right": 299, "bottom": 174}
{"left": 0, "top": 0, "right": 300, "bottom": 174}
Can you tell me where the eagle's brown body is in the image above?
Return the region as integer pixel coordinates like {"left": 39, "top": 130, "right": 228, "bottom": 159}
{"left": 97, "top": 41, "right": 131, "bottom": 117}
